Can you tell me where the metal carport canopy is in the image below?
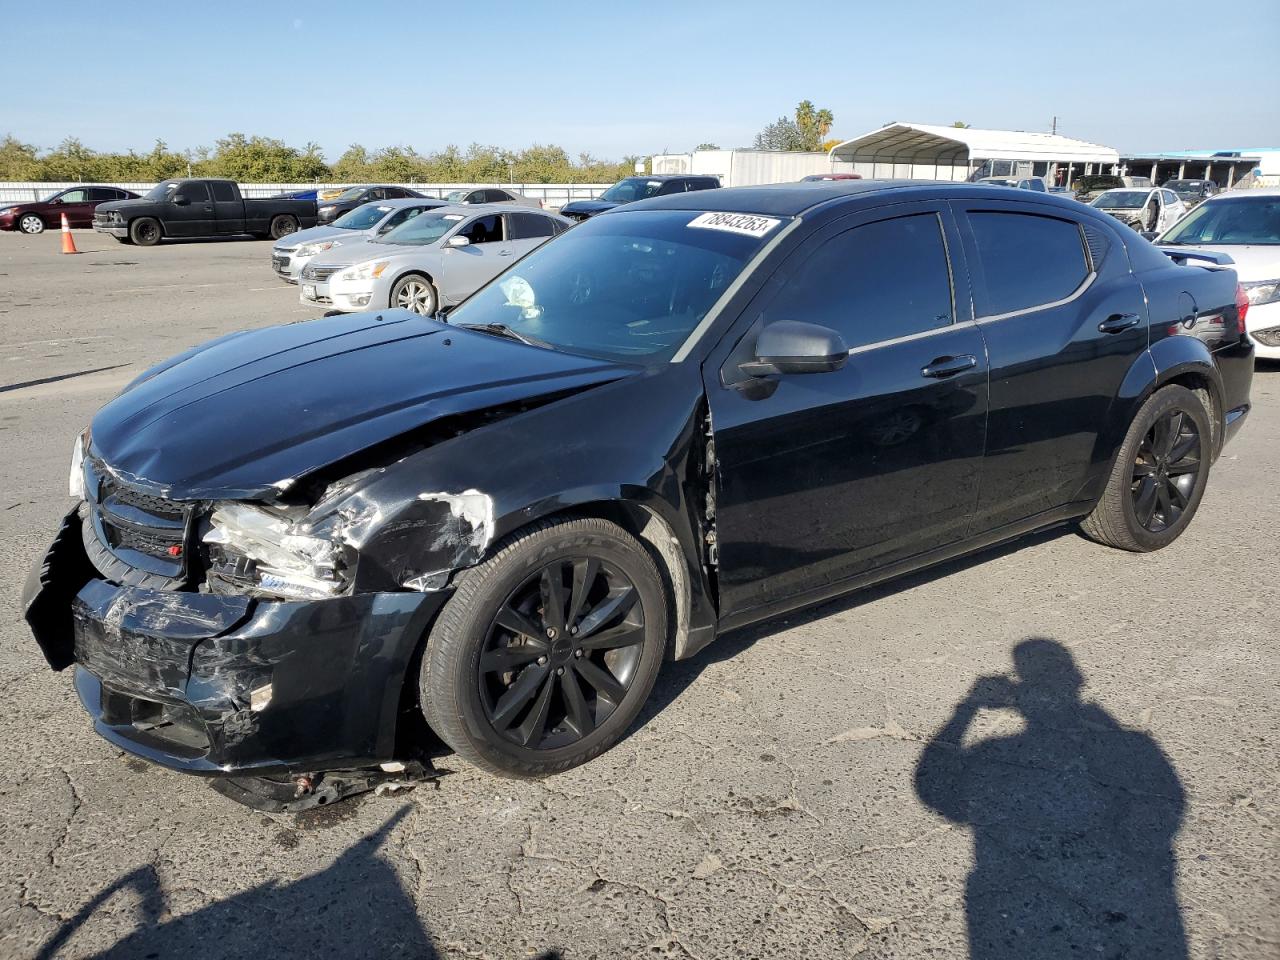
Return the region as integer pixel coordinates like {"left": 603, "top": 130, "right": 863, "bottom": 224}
{"left": 829, "top": 122, "right": 1119, "bottom": 166}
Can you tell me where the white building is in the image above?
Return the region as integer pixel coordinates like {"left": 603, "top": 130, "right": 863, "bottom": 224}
{"left": 827, "top": 122, "right": 1119, "bottom": 186}
{"left": 651, "top": 150, "right": 832, "bottom": 187}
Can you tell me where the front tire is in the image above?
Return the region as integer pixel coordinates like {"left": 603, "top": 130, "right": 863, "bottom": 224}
{"left": 422, "top": 517, "right": 668, "bottom": 778}
{"left": 1080, "top": 384, "right": 1211, "bottom": 552}
{"left": 269, "top": 214, "right": 298, "bottom": 240}
{"left": 19, "top": 214, "right": 45, "bottom": 235}
{"left": 129, "top": 217, "right": 161, "bottom": 246}
{"left": 389, "top": 273, "right": 438, "bottom": 316}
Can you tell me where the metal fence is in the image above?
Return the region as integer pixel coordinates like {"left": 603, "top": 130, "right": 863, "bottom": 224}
{"left": 0, "top": 181, "right": 612, "bottom": 210}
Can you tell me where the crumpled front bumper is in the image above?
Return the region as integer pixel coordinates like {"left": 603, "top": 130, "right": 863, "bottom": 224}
{"left": 22, "top": 508, "right": 447, "bottom": 776}
{"left": 93, "top": 221, "right": 128, "bottom": 237}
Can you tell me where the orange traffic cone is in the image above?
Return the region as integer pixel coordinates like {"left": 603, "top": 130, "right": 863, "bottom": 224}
{"left": 60, "top": 213, "right": 79, "bottom": 254}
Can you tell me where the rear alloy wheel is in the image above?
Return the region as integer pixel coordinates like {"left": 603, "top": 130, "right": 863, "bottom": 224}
{"left": 269, "top": 214, "right": 299, "bottom": 240}
{"left": 19, "top": 214, "right": 45, "bottom": 235}
{"left": 129, "top": 217, "right": 161, "bottom": 246}
{"left": 422, "top": 517, "right": 668, "bottom": 777}
{"left": 1080, "top": 384, "right": 1211, "bottom": 551}
{"left": 390, "top": 274, "right": 437, "bottom": 316}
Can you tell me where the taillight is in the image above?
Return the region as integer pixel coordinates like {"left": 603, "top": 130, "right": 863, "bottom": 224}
{"left": 1235, "top": 283, "right": 1249, "bottom": 335}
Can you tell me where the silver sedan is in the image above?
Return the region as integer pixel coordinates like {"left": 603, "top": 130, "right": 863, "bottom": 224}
{"left": 270, "top": 198, "right": 446, "bottom": 282}
{"left": 442, "top": 187, "right": 543, "bottom": 209}
{"left": 298, "top": 204, "right": 570, "bottom": 315}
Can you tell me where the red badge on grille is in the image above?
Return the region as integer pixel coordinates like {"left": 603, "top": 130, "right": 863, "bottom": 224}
{"left": 167, "top": 545, "right": 183, "bottom": 557}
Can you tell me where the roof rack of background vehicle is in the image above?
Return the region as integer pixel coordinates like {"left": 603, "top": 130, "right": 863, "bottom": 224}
{"left": 826, "top": 121, "right": 1120, "bottom": 187}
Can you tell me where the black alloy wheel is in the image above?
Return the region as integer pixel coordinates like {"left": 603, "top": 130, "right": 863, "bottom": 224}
{"left": 1131, "top": 408, "right": 1201, "bottom": 533}
{"left": 422, "top": 517, "right": 667, "bottom": 777}
{"left": 130, "top": 218, "right": 161, "bottom": 246}
{"left": 479, "top": 557, "right": 645, "bottom": 750}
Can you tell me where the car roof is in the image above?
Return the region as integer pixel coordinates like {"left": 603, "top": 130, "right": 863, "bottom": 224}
{"left": 620, "top": 173, "right": 714, "bottom": 181}
{"left": 618, "top": 179, "right": 1095, "bottom": 218}
{"left": 353, "top": 197, "right": 446, "bottom": 210}
{"left": 1212, "top": 187, "right": 1280, "bottom": 198}
{"left": 423, "top": 203, "right": 566, "bottom": 219}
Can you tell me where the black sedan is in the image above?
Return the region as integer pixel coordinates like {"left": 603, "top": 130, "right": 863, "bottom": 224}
{"left": 23, "top": 181, "right": 1253, "bottom": 807}
{"left": 316, "top": 184, "right": 427, "bottom": 224}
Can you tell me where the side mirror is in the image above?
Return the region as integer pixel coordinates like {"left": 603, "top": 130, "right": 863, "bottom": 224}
{"left": 1139, "top": 231, "right": 1160, "bottom": 242}
{"left": 172, "top": 194, "right": 189, "bottom": 206}
{"left": 739, "top": 320, "right": 848, "bottom": 377}
{"left": 446, "top": 235, "right": 471, "bottom": 248}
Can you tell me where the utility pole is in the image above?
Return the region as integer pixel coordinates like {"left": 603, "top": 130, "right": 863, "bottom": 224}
{"left": 1051, "top": 116, "right": 1059, "bottom": 136}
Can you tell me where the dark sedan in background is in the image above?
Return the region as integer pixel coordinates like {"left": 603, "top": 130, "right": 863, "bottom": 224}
{"left": 558, "top": 173, "right": 719, "bottom": 221}
{"left": 0, "top": 185, "right": 139, "bottom": 234}
{"left": 317, "top": 184, "right": 427, "bottom": 224}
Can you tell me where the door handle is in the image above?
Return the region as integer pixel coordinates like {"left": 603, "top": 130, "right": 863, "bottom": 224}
{"left": 1098, "top": 313, "right": 1141, "bottom": 334}
{"left": 498, "top": 250, "right": 513, "bottom": 257}
{"left": 920, "top": 355, "right": 978, "bottom": 379}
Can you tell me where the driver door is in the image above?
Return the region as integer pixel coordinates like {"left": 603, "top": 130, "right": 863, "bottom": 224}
{"left": 53, "top": 189, "right": 94, "bottom": 227}
{"left": 704, "top": 203, "right": 989, "bottom": 619}
{"left": 439, "top": 214, "right": 511, "bottom": 304}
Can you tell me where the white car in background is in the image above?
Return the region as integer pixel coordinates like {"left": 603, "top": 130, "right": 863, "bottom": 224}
{"left": 1157, "top": 189, "right": 1280, "bottom": 360}
{"left": 442, "top": 187, "right": 543, "bottom": 208}
{"left": 1091, "top": 188, "right": 1187, "bottom": 234}
{"left": 299, "top": 204, "right": 571, "bottom": 315}
{"left": 270, "top": 198, "right": 445, "bottom": 283}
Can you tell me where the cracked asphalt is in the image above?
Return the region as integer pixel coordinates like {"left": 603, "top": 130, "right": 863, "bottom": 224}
{"left": 1, "top": 231, "right": 1276, "bottom": 959}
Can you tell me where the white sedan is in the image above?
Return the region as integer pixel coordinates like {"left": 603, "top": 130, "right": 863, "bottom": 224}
{"left": 1157, "top": 189, "right": 1280, "bottom": 360}
{"left": 1091, "top": 188, "right": 1187, "bottom": 234}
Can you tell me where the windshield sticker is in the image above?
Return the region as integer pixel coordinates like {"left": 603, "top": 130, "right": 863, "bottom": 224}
{"left": 688, "top": 212, "right": 781, "bottom": 238}
{"left": 442, "top": 214, "right": 464, "bottom": 221}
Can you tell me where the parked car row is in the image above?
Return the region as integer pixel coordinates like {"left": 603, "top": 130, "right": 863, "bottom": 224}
{"left": 24, "top": 179, "right": 1255, "bottom": 802}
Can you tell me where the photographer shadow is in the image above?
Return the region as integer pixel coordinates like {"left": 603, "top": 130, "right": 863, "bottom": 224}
{"left": 914, "top": 638, "right": 1187, "bottom": 959}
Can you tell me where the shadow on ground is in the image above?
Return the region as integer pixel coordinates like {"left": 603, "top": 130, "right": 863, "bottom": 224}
{"left": 914, "top": 637, "right": 1187, "bottom": 958}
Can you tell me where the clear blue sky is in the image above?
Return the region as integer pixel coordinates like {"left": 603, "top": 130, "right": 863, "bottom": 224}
{"left": 5, "top": 0, "right": 1277, "bottom": 160}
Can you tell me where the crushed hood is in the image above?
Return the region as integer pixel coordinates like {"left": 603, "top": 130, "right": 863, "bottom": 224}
{"left": 90, "top": 310, "right": 627, "bottom": 499}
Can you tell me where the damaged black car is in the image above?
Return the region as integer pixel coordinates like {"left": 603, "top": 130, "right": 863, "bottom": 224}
{"left": 24, "top": 181, "right": 1253, "bottom": 806}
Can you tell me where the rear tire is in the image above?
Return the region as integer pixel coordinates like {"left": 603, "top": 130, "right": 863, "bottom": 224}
{"left": 422, "top": 517, "right": 668, "bottom": 778}
{"left": 1080, "top": 384, "right": 1211, "bottom": 552}
{"left": 19, "top": 214, "right": 45, "bottom": 235}
{"left": 129, "top": 217, "right": 161, "bottom": 246}
{"left": 269, "top": 214, "right": 299, "bottom": 240}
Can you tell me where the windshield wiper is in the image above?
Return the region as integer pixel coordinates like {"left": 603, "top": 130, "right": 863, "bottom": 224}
{"left": 457, "top": 322, "right": 554, "bottom": 350}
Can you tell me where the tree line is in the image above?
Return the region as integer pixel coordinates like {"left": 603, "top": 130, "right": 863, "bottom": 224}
{"left": 0, "top": 101, "right": 838, "bottom": 184}
{"left": 0, "top": 133, "right": 644, "bottom": 184}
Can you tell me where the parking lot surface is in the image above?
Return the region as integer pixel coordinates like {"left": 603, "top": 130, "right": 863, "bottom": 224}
{"left": 1, "top": 231, "right": 1276, "bottom": 959}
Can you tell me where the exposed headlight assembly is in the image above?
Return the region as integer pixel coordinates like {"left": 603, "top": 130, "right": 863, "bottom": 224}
{"left": 69, "top": 433, "right": 86, "bottom": 500}
{"left": 339, "top": 260, "right": 391, "bottom": 282}
{"left": 1242, "top": 279, "right": 1280, "bottom": 307}
{"left": 204, "top": 502, "right": 348, "bottom": 600}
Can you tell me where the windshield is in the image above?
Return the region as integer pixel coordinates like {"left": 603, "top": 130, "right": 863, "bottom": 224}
{"left": 445, "top": 190, "right": 468, "bottom": 201}
{"left": 378, "top": 210, "right": 460, "bottom": 246}
{"left": 144, "top": 180, "right": 181, "bottom": 201}
{"left": 1093, "top": 190, "right": 1149, "bottom": 209}
{"left": 1164, "top": 181, "right": 1200, "bottom": 192}
{"left": 447, "top": 209, "right": 784, "bottom": 364}
{"left": 599, "top": 178, "right": 665, "bottom": 203}
{"left": 1160, "top": 196, "right": 1280, "bottom": 246}
{"left": 332, "top": 203, "right": 394, "bottom": 230}
{"left": 334, "top": 187, "right": 367, "bottom": 202}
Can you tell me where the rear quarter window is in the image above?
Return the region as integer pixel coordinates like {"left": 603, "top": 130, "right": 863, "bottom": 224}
{"left": 967, "top": 211, "right": 1090, "bottom": 316}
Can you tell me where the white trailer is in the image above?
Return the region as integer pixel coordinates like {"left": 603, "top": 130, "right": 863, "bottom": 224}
{"left": 651, "top": 150, "right": 838, "bottom": 187}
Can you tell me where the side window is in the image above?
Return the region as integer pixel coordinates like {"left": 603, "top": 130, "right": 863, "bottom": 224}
{"left": 59, "top": 189, "right": 88, "bottom": 203}
{"left": 967, "top": 211, "right": 1088, "bottom": 317}
{"left": 460, "top": 214, "right": 503, "bottom": 244}
{"left": 506, "top": 212, "right": 555, "bottom": 240}
{"left": 382, "top": 207, "right": 422, "bottom": 230}
{"left": 180, "top": 182, "right": 210, "bottom": 202}
{"left": 657, "top": 180, "right": 684, "bottom": 195}
{"left": 87, "top": 188, "right": 113, "bottom": 202}
{"left": 772, "top": 213, "right": 955, "bottom": 351}
{"left": 1162, "top": 190, "right": 1179, "bottom": 205}
{"left": 210, "top": 181, "right": 237, "bottom": 202}
{"left": 366, "top": 188, "right": 386, "bottom": 201}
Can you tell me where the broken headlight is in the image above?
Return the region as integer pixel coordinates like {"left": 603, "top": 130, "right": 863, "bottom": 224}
{"left": 69, "top": 432, "right": 86, "bottom": 500}
{"left": 203, "top": 502, "right": 348, "bottom": 601}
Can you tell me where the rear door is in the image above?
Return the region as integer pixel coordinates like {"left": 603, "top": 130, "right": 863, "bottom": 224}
{"left": 439, "top": 213, "right": 509, "bottom": 303}
{"left": 504, "top": 211, "right": 556, "bottom": 258}
{"left": 953, "top": 200, "right": 1149, "bottom": 531}
{"left": 210, "top": 180, "right": 244, "bottom": 234}
{"left": 705, "top": 202, "right": 990, "bottom": 616}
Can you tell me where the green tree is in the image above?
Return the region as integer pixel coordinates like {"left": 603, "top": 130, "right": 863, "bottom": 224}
{"left": 0, "top": 134, "right": 43, "bottom": 180}
{"left": 952, "top": 121, "right": 971, "bottom": 128}
{"left": 754, "top": 100, "right": 835, "bottom": 152}
{"left": 332, "top": 144, "right": 372, "bottom": 181}
{"left": 203, "top": 133, "right": 331, "bottom": 182}
{"left": 695, "top": 142, "right": 720, "bottom": 151}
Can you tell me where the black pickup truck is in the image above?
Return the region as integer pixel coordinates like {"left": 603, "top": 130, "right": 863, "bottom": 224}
{"left": 93, "top": 178, "right": 318, "bottom": 246}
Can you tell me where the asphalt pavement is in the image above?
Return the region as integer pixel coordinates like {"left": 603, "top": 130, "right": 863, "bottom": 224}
{"left": 0, "top": 230, "right": 1276, "bottom": 959}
